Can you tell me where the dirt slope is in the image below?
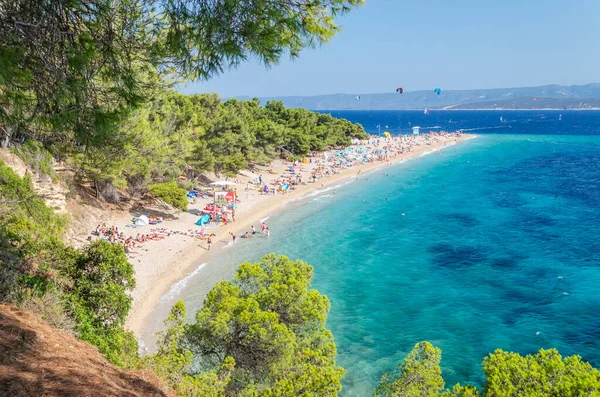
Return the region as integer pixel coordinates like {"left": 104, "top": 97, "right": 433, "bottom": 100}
{"left": 0, "top": 304, "right": 175, "bottom": 397}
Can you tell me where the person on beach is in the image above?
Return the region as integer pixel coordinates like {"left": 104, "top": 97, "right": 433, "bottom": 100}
{"left": 207, "top": 236, "right": 212, "bottom": 250}
{"left": 261, "top": 222, "right": 266, "bottom": 233}
{"left": 265, "top": 227, "right": 270, "bottom": 238}
{"left": 232, "top": 208, "right": 236, "bottom": 222}
{"left": 230, "top": 232, "right": 236, "bottom": 243}
{"left": 251, "top": 225, "right": 256, "bottom": 235}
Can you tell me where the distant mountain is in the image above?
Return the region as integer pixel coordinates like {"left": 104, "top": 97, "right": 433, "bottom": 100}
{"left": 444, "top": 97, "right": 600, "bottom": 110}
{"left": 233, "top": 84, "right": 600, "bottom": 110}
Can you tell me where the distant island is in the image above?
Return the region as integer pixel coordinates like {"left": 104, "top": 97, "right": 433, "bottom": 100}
{"left": 233, "top": 83, "right": 600, "bottom": 110}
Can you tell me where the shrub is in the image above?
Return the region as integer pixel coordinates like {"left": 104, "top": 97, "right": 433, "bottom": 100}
{"left": 62, "top": 240, "right": 138, "bottom": 366}
{"left": 18, "top": 289, "right": 76, "bottom": 332}
{"left": 0, "top": 161, "right": 68, "bottom": 301}
{"left": 149, "top": 182, "right": 188, "bottom": 211}
{"left": 11, "top": 139, "right": 58, "bottom": 181}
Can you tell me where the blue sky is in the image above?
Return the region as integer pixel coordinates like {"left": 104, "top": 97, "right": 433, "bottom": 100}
{"left": 179, "top": 0, "right": 600, "bottom": 97}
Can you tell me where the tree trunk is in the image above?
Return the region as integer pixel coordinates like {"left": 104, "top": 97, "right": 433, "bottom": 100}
{"left": 94, "top": 180, "right": 100, "bottom": 200}
{"left": 0, "top": 128, "right": 10, "bottom": 148}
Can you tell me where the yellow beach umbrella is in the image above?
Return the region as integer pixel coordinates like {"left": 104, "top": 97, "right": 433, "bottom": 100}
{"left": 383, "top": 131, "right": 391, "bottom": 139}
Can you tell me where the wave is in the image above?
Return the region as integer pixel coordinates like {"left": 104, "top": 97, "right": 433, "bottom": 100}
{"left": 301, "top": 186, "right": 334, "bottom": 199}
{"left": 159, "top": 262, "right": 208, "bottom": 303}
{"left": 259, "top": 216, "right": 270, "bottom": 223}
{"left": 418, "top": 149, "right": 439, "bottom": 158}
{"left": 311, "top": 194, "right": 333, "bottom": 202}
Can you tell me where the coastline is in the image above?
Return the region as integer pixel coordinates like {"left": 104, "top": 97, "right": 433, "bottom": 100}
{"left": 125, "top": 133, "right": 476, "bottom": 337}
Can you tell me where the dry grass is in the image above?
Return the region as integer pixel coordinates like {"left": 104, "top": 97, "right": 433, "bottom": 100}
{"left": 0, "top": 304, "right": 177, "bottom": 397}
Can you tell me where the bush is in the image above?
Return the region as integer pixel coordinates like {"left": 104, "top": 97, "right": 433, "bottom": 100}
{"left": 64, "top": 240, "right": 135, "bottom": 330}
{"left": 11, "top": 139, "right": 58, "bottom": 181}
{"left": 181, "top": 254, "right": 344, "bottom": 396}
{"left": 149, "top": 182, "right": 188, "bottom": 211}
{"left": 18, "top": 289, "right": 76, "bottom": 332}
{"left": 62, "top": 240, "right": 138, "bottom": 366}
{"left": 0, "top": 161, "right": 68, "bottom": 301}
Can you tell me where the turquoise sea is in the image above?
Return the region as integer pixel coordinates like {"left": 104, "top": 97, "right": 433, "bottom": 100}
{"left": 144, "top": 111, "right": 600, "bottom": 396}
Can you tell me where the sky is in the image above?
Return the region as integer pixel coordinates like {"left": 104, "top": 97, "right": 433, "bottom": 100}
{"left": 179, "top": 0, "right": 600, "bottom": 97}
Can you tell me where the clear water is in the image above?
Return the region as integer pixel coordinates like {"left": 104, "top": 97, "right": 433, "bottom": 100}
{"left": 144, "top": 111, "right": 600, "bottom": 396}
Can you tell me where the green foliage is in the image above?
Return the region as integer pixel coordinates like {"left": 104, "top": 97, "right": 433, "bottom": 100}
{"left": 63, "top": 240, "right": 136, "bottom": 329}
{"left": 0, "top": 163, "right": 139, "bottom": 366}
{"left": 11, "top": 139, "right": 58, "bottom": 181}
{"left": 62, "top": 240, "right": 138, "bottom": 366}
{"left": 0, "top": 160, "right": 67, "bottom": 300}
{"left": 72, "top": 92, "right": 367, "bottom": 199}
{"left": 145, "top": 301, "right": 234, "bottom": 396}
{"left": 482, "top": 348, "right": 600, "bottom": 397}
{"left": 375, "top": 342, "right": 445, "bottom": 397}
{"left": 441, "top": 384, "right": 482, "bottom": 397}
{"left": 181, "top": 254, "right": 344, "bottom": 396}
{"left": 0, "top": 0, "right": 363, "bottom": 149}
{"left": 159, "top": 0, "right": 365, "bottom": 80}
{"left": 17, "top": 288, "right": 76, "bottom": 332}
{"left": 376, "top": 343, "right": 600, "bottom": 397}
{"left": 149, "top": 182, "right": 188, "bottom": 211}
{"left": 0, "top": 0, "right": 159, "bottom": 148}
{"left": 146, "top": 301, "right": 194, "bottom": 386}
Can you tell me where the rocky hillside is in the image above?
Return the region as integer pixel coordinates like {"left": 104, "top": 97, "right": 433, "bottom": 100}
{"left": 0, "top": 149, "right": 68, "bottom": 214}
{"left": 0, "top": 304, "right": 175, "bottom": 397}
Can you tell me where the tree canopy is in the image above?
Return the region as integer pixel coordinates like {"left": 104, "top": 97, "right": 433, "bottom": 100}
{"left": 375, "top": 342, "right": 600, "bottom": 397}
{"left": 73, "top": 92, "right": 367, "bottom": 202}
{"left": 0, "top": 0, "right": 364, "bottom": 148}
{"left": 165, "top": 254, "right": 345, "bottom": 396}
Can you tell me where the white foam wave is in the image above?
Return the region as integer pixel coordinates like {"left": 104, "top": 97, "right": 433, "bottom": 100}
{"left": 311, "top": 194, "right": 333, "bottom": 202}
{"left": 259, "top": 216, "right": 270, "bottom": 223}
{"left": 301, "top": 186, "right": 333, "bottom": 199}
{"left": 418, "top": 149, "right": 436, "bottom": 158}
{"left": 159, "top": 262, "right": 208, "bottom": 303}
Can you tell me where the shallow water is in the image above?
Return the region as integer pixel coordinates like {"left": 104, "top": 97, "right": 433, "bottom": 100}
{"left": 144, "top": 112, "right": 600, "bottom": 396}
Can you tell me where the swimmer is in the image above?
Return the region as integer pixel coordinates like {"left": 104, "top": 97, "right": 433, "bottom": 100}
{"left": 385, "top": 197, "right": 388, "bottom": 201}
{"left": 531, "top": 196, "right": 534, "bottom": 199}
{"left": 333, "top": 190, "right": 336, "bottom": 194}
{"left": 401, "top": 212, "right": 405, "bottom": 216}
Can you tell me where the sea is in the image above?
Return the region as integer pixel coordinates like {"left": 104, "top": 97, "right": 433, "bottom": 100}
{"left": 142, "top": 110, "right": 600, "bottom": 396}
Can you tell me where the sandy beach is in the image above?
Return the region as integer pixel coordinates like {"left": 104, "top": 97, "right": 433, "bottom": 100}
{"left": 87, "top": 133, "right": 475, "bottom": 336}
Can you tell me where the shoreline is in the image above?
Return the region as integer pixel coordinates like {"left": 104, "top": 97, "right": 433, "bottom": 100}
{"left": 125, "top": 134, "right": 476, "bottom": 337}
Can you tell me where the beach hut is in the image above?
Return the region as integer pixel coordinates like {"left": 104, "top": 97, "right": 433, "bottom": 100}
{"left": 412, "top": 126, "right": 420, "bottom": 135}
